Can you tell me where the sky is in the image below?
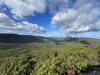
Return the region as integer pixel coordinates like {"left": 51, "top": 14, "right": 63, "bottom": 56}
{"left": 0, "top": 0, "right": 100, "bottom": 38}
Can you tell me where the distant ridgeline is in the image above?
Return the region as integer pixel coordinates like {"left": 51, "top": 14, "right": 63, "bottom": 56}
{"left": 0, "top": 33, "right": 99, "bottom": 45}
{"left": 0, "top": 34, "right": 46, "bottom": 43}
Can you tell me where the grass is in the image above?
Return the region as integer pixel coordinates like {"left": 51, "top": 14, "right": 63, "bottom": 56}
{"left": 0, "top": 40, "right": 100, "bottom": 75}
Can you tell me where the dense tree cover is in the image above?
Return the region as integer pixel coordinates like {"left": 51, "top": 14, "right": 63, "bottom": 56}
{"left": 0, "top": 40, "right": 100, "bottom": 75}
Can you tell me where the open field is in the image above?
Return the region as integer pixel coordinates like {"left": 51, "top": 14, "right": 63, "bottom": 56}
{"left": 0, "top": 37, "right": 100, "bottom": 75}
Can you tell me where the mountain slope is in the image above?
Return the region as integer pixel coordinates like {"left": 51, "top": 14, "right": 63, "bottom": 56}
{"left": 0, "top": 34, "right": 46, "bottom": 43}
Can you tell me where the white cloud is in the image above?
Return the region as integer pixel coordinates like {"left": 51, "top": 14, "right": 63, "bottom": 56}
{"left": 47, "top": 0, "right": 70, "bottom": 14}
{"left": 51, "top": 0, "right": 100, "bottom": 35}
{"left": 21, "top": 21, "right": 46, "bottom": 33}
{"left": 0, "top": 0, "right": 46, "bottom": 18}
{"left": 0, "top": 13, "right": 46, "bottom": 34}
{"left": 1, "top": 0, "right": 100, "bottom": 36}
{"left": 0, "top": 13, "right": 15, "bottom": 29}
{"left": 51, "top": 9, "right": 78, "bottom": 25}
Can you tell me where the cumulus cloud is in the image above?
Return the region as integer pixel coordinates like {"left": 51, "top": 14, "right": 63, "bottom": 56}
{"left": 0, "top": 0, "right": 46, "bottom": 18}
{"left": 0, "top": 13, "right": 46, "bottom": 34}
{"left": 0, "top": 13, "right": 16, "bottom": 29}
{"left": 20, "top": 21, "right": 46, "bottom": 33}
{"left": 0, "top": 0, "right": 100, "bottom": 36}
{"left": 51, "top": 0, "right": 100, "bottom": 35}
{"left": 47, "top": 0, "right": 74, "bottom": 14}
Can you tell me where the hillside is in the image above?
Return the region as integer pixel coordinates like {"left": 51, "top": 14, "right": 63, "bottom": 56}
{"left": 0, "top": 34, "right": 100, "bottom": 75}
{"left": 0, "top": 34, "right": 47, "bottom": 43}
{"left": 0, "top": 33, "right": 99, "bottom": 44}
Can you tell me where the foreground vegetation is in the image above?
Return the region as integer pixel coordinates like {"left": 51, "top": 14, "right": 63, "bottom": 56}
{"left": 0, "top": 39, "right": 100, "bottom": 75}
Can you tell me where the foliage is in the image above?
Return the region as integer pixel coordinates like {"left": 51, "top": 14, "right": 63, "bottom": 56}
{"left": 0, "top": 39, "right": 99, "bottom": 75}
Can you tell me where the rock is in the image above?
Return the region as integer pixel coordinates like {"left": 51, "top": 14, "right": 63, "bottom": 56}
{"left": 68, "top": 70, "right": 78, "bottom": 75}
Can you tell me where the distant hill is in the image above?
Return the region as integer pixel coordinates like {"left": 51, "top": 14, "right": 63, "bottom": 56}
{"left": 0, "top": 34, "right": 46, "bottom": 44}
{"left": 0, "top": 34, "right": 99, "bottom": 45}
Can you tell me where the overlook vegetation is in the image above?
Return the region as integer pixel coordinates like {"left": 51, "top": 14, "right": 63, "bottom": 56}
{"left": 0, "top": 34, "right": 100, "bottom": 75}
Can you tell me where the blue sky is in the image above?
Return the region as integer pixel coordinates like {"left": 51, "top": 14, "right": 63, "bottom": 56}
{"left": 0, "top": 0, "right": 100, "bottom": 38}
